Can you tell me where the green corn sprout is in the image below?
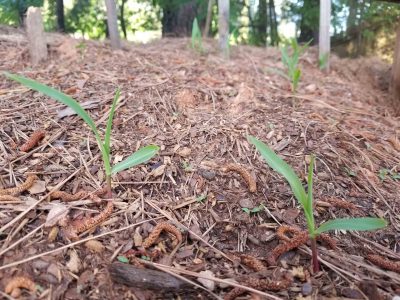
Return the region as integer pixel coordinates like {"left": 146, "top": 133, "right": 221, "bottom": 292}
{"left": 4, "top": 72, "right": 159, "bottom": 196}
{"left": 273, "top": 38, "right": 311, "bottom": 93}
{"left": 248, "top": 135, "right": 387, "bottom": 272}
{"left": 191, "top": 17, "right": 203, "bottom": 54}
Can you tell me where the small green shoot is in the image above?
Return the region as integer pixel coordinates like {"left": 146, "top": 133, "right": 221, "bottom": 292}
{"left": 378, "top": 168, "right": 388, "bottom": 181}
{"left": 273, "top": 38, "right": 311, "bottom": 93}
{"left": 378, "top": 168, "right": 400, "bottom": 181}
{"left": 345, "top": 167, "right": 357, "bottom": 177}
{"left": 248, "top": 135, "right": 387, "bottom": 273}
{"left": 318, "top": 52, "right": 329, "bottom": 70}
{"left": 4, "top": 72, "right": 160, "bottom": 195}
{"left": 117, "top": 256, "right": 129, "bottom": 263}
{"left": 242, "top": 204, "right": 264, "bottom": 215}
{"left": 182, "top": 161, "right": 193, "bottom": 172}
{"left": 191, "top": 17, "right": 203, "bottom": 54}
{"left": 196, "top": 194, "right": 207, "bottom": 202}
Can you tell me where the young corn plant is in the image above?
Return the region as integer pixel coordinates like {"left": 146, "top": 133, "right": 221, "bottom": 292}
{"left": 276, "top": 38, "right": 311, "bottom": 92}
{"left": 248, "top": 135, "right": 387, "bottom": 272}
{"left": 4, "top": 72, "right": 160, "bottom": 198}
{"left": 191, "top": 17, "right": 203, "bottom": 54}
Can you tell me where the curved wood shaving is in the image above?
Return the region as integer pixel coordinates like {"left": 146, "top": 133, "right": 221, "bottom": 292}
{"left": 51, "top": 190, "right": 88, "bottom": 202}
{"left": 142, "top": 222, "right": 182, "bottom": 248}
{"left": 367, "top": 254, "right": 400, "bottom": 273}
{"left": 5, "top": 276, "right": 36, "bottom": 296}
{"left": 221, "top": 163, "right": 257, "bottom": 193}
{"left": 0, "top": 174, "right": 38, "bottom": 196}
{"left": 20, "top": 130, "right": 45, "bottom": 152}
{"left": 0, "top": 195, "right": 21, "bottom": 201}
{"left": 64, "top": 201, "right": 114, "bottom": 240}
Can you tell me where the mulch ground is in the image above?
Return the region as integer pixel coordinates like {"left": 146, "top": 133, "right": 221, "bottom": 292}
{"left": 0, "top": 27, "right": 399, "bottom": 300}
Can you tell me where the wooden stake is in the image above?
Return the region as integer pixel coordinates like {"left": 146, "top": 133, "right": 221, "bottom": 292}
{"left": 26, "top": 7, "right": 47, "bottom": 65}
{"left": 319, "top": 0, "right": 331, "bottom": 72}
{"left": 218, "top": 0, "right": 230, "bottom": 58}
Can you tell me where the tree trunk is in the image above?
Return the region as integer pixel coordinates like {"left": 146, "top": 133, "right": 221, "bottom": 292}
{"left": 218, "top": 0, "right": 229, "bottom": 58}
{"left": 203, "top": 0, "right": 214, "bottom": 38}
{"left": 119, "top": 0, "right": 127, "bottom": 39}
{"left": 253, "top": 0, "right": 267, "bottom": 46}
{"left": 104, "top": 0, "right": 121, "bottom": 49}
{"left": 268, "top": 0, "right": 279, "bottom": 46}
{"left": 161, "top": 0, "right": 198, "bottom": 37}
{"left": 299, "top": 0, "right": 319, "bottom": 44}
{"left": 390, "top": 25, "right": 400, "bottom": 107}
{"left": 56, "top": 0, "right": 65, "bottom": 32}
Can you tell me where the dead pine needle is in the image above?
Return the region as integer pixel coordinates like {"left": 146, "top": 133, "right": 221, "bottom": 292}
{"left": 142, "top": 222, "right": 183, "bottom": 248}
{"left": 0, "top": 174, "right": 38, "bottom": 196}
{"left": 220, "top": 163, "right": 257, "bottom": 193}
{"left": 19, "top": 130, "right": 46, "bottom": 152}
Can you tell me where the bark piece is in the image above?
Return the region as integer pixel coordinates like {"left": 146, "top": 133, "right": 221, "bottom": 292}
{"left": 108, "top": 262, "right": 193, "bottom": 293}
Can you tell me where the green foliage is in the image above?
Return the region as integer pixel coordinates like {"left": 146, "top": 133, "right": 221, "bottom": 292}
{"left": 191, "top": 17, "right": 203, "bottom": 53}
{"left": 276, "top": 38, "right": 310, "bottom": 92}
{"left": 4, "top": 72, "right": 159, "bottom": 179}
{"left": 248, "top": 135, "right": 387, "bottom": 239}
{"left": 0, "top": 0, "right": 43, "bottom": 25}
{"left": 242, "top": 204, "right": 264, "bottom": 215}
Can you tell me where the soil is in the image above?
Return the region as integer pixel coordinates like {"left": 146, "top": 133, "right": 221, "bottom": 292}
{"left": 0, "top": 28, "right": 399, "bottom": 300}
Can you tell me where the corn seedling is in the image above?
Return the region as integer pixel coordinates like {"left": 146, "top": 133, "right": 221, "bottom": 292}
{"left": 248, "top": 135, "right": 387, "bottom": 272}
{"left": 4, "top": 72, "right": 160, "bottom": 198}
{"left": 273, "top": 38, "right": 311, "bottom": 92}
{"left": 191, "top": 17, "right": 203, "bottom": 54}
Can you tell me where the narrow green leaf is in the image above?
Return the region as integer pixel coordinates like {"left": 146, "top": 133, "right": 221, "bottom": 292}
{"left": 104, "top": 89, "right": 120, "bottom": 158}
{"left": 305, "top": 155, "right": 315, "bottom": 233}
{"left": 248, "top": 136, "right": 308, "bottom": 207}
{"left": 4, "top": 72, "right": 98, "bottom": 136}
{"left": 315, "top": 217, "right": 387, "bottom": 235}
{"left": 111, "top": 145, "right": 160, "bottom": 174}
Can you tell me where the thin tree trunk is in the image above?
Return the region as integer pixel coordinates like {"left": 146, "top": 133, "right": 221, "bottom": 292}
{"left": 119, "top": 0, "right": 127, "bottom": 39}
{"left": 218, "top": 0, "right": 229, "bottom": 58}
{"left": 268, "top": 0, "right": 279, "bottom": 46}
{"left": 104, "top": 0, "right": 121, "bottom": 49}
{"left": 161, "top": 0, "right": 198, "bottom": 37}
{"left": 390, "top": 25, "right": 400, "bottom": 107}
{"left": 203, "top": 0, "right": 214, "bottom": 38}
{"left": 56, "top": 0, "right": 65, "bottom": 32}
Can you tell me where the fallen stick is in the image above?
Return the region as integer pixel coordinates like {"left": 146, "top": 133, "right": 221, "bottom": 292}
{"left": 108, "top": 262, "right": 194, "bottom": 293}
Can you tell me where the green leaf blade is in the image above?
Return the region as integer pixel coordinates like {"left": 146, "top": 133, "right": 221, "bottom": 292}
{"left": 104, "top": 89, "right": 120, "bottom": 158}
{"left": 111, "top": 145, "right": 160, "bottom": 174}
{"left": 248, "top": 135, "right": 307, "bottom": 207}
{"left": 315, "top": 217, "right": 387, "bottom": 235}
{"left": 4, "top": 72, "right": 98, "bottom": 135}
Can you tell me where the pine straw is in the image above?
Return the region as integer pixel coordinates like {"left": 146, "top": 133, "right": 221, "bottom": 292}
{"left": 0, "top": 30, "right": 399, "bottom": 299}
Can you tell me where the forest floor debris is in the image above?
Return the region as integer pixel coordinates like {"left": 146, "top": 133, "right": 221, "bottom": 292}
{"left": 0, "top": 29, "right": 399, "bottom": 299}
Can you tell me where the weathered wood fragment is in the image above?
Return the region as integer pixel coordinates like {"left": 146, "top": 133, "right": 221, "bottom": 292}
{"left": 26, "top": 7, "right": 47, "bottom": 65}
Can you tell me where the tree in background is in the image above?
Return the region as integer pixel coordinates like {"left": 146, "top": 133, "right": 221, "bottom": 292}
{"left": 56, "top": 0, "right": 64, "bottom": 32}
{"left": 0, "top": 0, "right": 43, "bottom": 26}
